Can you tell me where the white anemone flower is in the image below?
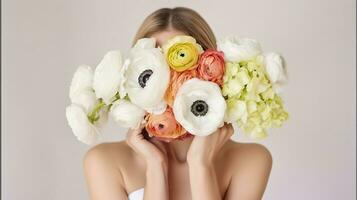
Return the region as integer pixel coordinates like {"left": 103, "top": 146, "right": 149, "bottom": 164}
{"left": 109, "top": 99, "right": 146, "bottom": 128}
{"left": 217, "top": 36, "right": 262, "bottom": 62}
{"left": 93, "top": 50, "right": 126, "bottom": 104}
{"left": 125, "top": 38, "right": 170, "bottom": 114}
{"left": 264, "top": 52, "right": 287, "bottom": 94}
{"left": 66, "top": 104, "right": 100, "bottom": 145}
{"left": 173, "top": 78, "right": 226, "bottom": 136}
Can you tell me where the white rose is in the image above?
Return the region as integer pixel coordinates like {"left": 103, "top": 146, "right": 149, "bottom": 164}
{"left": 217, "top": 36, "right": 262, "bottom": 62}
{"left": 173, "top": 78, "right": 226, "bottom": 136}
{"left": 264, "top": 52, "right": 287, "bottom": 93}
{"left": 109, "top": 99, "right": 146, "bottom": 128}
{"left": 66, "top": 104, "right": 100, "bottom": 145}
{"left": 93, "top": 51, "right": 126, "bottom": 104}
{"left": 125, "top": 39, "right": 170, "bottom": 114}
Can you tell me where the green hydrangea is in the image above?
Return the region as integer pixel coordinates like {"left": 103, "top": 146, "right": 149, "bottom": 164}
{"left": 223, "top": 56, "right": 289, "bottom": 138}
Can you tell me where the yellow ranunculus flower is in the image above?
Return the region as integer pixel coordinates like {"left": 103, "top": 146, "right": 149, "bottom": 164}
{"left": 162, "top": 35, "right": 203, "bottom": 72}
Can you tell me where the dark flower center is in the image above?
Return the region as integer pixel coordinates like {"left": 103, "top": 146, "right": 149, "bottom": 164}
{"left": 138, "top": 69, "right": 153, "bottom": 88}
{"left": 191, "top": 100, "right": 209, "bottom": 116}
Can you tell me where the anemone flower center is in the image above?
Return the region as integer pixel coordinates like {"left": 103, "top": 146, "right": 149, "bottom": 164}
{"left": 191, "top": 100, "right": 209, "bottom": 116}
{"left": 138, "top": 69, "right": 153, "bottom": 88}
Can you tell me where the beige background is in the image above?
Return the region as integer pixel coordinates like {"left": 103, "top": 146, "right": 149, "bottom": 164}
{"left": 2, "top": 0, "right": 356, "bottom": 199}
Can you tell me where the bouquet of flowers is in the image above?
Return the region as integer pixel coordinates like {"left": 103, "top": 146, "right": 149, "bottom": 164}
{"left": 66, "top": 35, "right": 288, "bottom": 145}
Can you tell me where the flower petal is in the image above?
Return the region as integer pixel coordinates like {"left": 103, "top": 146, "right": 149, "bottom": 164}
{"left": 134, "top": 38, "right": 156, "bottom": 49}
{"left": 70, "top": 88, "right": 97, "bottom": 112}
{"left": 264, "top": 52, "right": 287, "bottom": 94}
{"left": 69, "top": 65, "right": 94, "bottom": 101}
{"left": 110, "top": 99, "right": 146, "bottom": 128}
{"left": 93, "top": 51, "right": 125, "bottom": 104}
{"left": 217, "top": 37, "right": 262, "bottom": 62}
{"left": 66, "top": 104, "right": 99, "bottom": 145}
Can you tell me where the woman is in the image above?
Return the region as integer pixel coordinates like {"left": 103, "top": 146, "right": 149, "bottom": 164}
{"left": 84, "top": 7, "right": 272, "bottom": 200}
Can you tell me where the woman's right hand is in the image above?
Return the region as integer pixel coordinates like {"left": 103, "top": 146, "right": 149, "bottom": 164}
{"left": 126, "top": 122, "right": 168, "bottom": 165}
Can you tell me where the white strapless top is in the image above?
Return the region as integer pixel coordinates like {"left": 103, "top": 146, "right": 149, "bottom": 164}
{"left": 128, "top": 188, "right": 144, "bottom": 200}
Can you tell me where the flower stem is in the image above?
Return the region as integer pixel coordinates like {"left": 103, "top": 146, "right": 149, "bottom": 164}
{"left": 87, "top": 100, "right": 106, "bottom": 124}
{"left": 107, "top": 92, "right": 121, "bottom": 111}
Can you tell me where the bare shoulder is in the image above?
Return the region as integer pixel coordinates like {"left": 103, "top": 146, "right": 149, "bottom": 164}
{"left": 82, "top": 141, "right": 132, "bottom": 197}
{"left": 221, "top": 140, "right": 273, "bottom": 172}
{"left": 83, "top": 141, "right": 145, "bottom": 193}
{"left": 84, "top": 141, "right": 134, "bottom": 168}
{"left": 83, "top": 141, "right": 138, "bottom": 183}
{"left": 220, "top": 141, "right": 273, "bottom": 199}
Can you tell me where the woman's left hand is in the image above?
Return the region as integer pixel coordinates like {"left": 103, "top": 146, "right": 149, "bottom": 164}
{"left": 187, "top": 123, "right": 234, "bottom": 166}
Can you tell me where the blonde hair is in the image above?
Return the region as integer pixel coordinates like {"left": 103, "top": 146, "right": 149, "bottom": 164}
{"left": 133, "top": 7, "right": 217, "bottom": 50}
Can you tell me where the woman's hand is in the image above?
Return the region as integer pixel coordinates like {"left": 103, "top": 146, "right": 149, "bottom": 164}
{"left": 187, "top": 123, "right": 234, "bottom": 166}
{"left": 126, "top": 122, "right": 168, "bottom": 165}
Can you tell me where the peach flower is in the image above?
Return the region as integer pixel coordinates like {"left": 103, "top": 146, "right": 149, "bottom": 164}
{"left": 145, "top": 107, "right": 187, "bottom": 140}
{"left": 197, "top": 49, "right": 225, "bottom": 86}
{"left": 152, "top": 132, "right": 193, "bottom": 143}
{"left": 164, "top": 69, "right": 197, "bottom": 107}
{"left": 175, "top": 132, "right": 193, "bottom": 140}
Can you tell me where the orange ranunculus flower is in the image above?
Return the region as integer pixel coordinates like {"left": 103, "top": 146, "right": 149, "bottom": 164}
{"left": 153, "top": 132, "right": 193, "bottom": 143}
{"left": 145, "top": 107, "right": 187, "bottom": 140}
{"left": 175, "top": 132, "right": 193, "bottom": 140}
{"left": 164, "top": 69, "right": 198, "bottom": 107}
{"left": 197, "top": 49, "right": 225, "bottom": 86}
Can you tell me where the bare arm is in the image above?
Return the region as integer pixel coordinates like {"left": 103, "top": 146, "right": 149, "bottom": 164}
{"left": 126, "top": 125, "right": 169, "bottom": 200}
{"left": 188, "top": 162, "right": 221, "bottom": 200}
{"left": 84, "top": 124, "right": 169, "bottom": 200}
{"left": 187, "top": 124, "right": 272, "bottom": 200}
{"left": 187, "top": 124, "right": 234, "bottom": 200}
{"left": 143, "top": 160, "right": 169, "bottom": 200}
{"left": 84, "top": 145, "right": 128, "bottom": 200}
{"left": 225, "top": 144, "right": 273, "bottom": 200}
